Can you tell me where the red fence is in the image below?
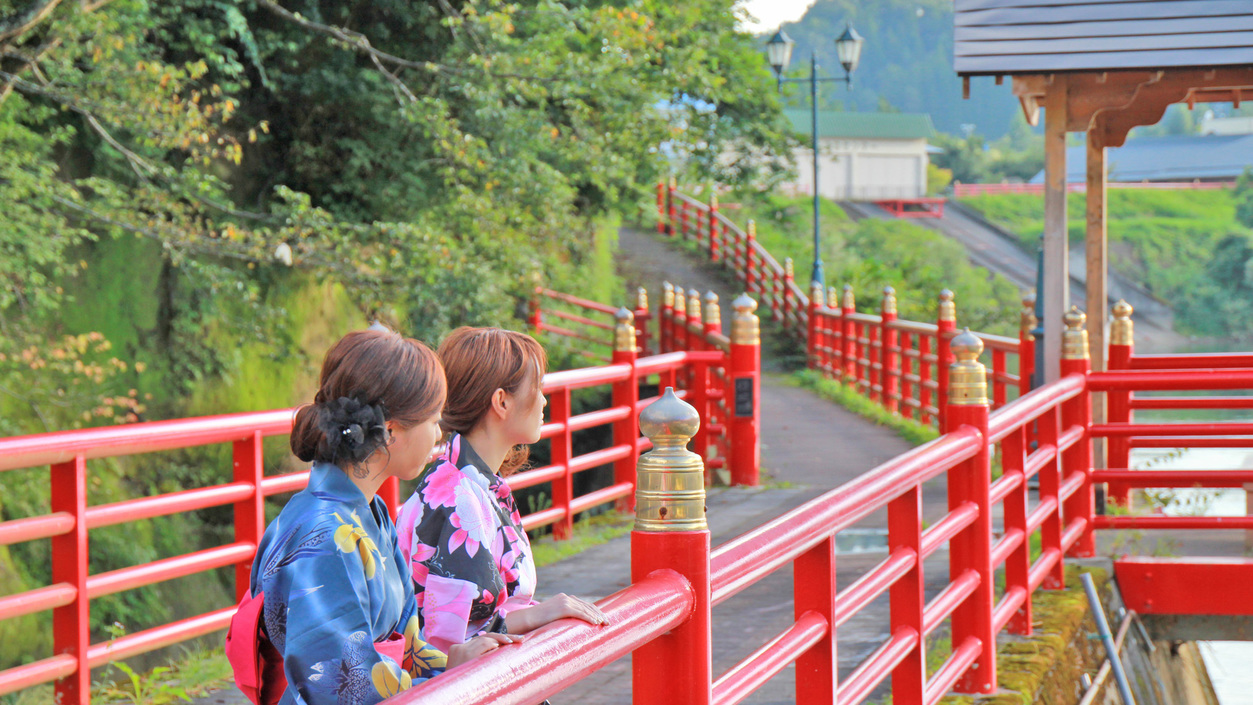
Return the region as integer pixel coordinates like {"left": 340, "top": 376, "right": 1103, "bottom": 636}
{"left": 529, "top": 286, "right": 652, "bottom": 361}
{"left": 0, "top": 302, "right": 760, "bottom": 703}
{"left": 953, "top": 180, "right": 1235, "bottom": 198}
{"left": 659, "top": 183, "right": 1034, "bottom": 428}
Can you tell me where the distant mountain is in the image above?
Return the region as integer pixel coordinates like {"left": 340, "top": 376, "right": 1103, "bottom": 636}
{"left": 770, "top": 0, "right": 1020, "bottom": 138}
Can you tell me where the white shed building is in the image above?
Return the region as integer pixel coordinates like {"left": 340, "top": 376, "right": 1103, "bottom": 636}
{"left": 781, "top": 111, "right": 935, "bottom": 201}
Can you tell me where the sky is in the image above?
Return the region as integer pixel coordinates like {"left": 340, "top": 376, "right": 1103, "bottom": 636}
{"left": 739, "top": 0, "right": 816, "bottom": 34}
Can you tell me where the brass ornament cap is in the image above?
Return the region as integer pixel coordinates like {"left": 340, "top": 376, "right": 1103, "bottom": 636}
{"left": 634, "top": 387, "right": 707, "bottom": 532}
{"left": 687, "top": 289, "right": 702, "bottom": 324}
{"left": 703, "top": 291, "right": 721, "bottom": 325}
{"left": 948, "top": 328, "right": 988, "bottom": 406}
{"left": 882, "top": 286, "right": 898, "bottom": 315}
{"left": 1021, "top": 289, "right": 1038, "bottom": 340}
{"left": 747, "top": 219, "right": 757, "bottom": 238}
{"left": 663, "top": 282, "right": 674, "bottom": 308}
{"left": 784, "top": 258, "right": 794, "bottom": 279}
{"left": 668, "top": 175, "right": 677, "bottom": 189}
{"left": 636, "top": 287, "right": 649, "bottom": 312}
{"left": 938, "top": 288, "right": 956, "bottom": 322}
{"left": 673, "top": 288, "right": 687, "bottom": 316}
{"left": 1111, "top": 299, "right": 1134, "bottom": 346}
{"left": 1062, "top": 306, "right": 1090, "bottom": 360}
{"left": 810, "top": 281, "right": 825, "bottom": 307}
{"left": 710, "top": 192, "right": 719, "bottom": 209}
{"left": 732, "top": 294, "right": 760, "bottom": 345}
{"left": 828, "top": 287, "right": 839, "bottom": 309}
{"left": 614, "top": 307, "right": 637, "bottom": 353}
{"left": 842, "top": 284, "right": 856, "bottom": 310}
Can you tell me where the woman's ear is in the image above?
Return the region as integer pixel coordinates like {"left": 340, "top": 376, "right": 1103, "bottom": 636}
{"left": 491, "top": 388, "right": 509, "bottom": 418}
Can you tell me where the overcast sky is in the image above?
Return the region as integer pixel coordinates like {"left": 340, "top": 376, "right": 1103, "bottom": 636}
{"left": 739, "top": 0, "right": 815, "bottom": 33}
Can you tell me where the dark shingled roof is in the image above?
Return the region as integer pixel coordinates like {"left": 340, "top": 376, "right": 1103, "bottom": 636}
{"left": 783, "top": 110, "right": 935, "bottom": 140}
{"left": 954, "top": 0, "right": 1253, "bottom": 76}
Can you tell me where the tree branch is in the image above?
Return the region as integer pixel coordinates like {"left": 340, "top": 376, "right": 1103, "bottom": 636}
{"left": 0, "top": 0, "right": 63, "bottom": 44}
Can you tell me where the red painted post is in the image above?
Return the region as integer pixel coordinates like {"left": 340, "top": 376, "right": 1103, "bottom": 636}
{"left": 614, "top": 309, "right": 641, "bottom": 512}
{"left": 52, "top": 454, "right": 89, "bottom": 705}
{"left": 661, "top": 282, "right": 675, "bottom": 354}
{"left": 900, "top": 330, "right": 915, "bottom": 420}
{"left": 680, "top": 197, "right": 689, "bottom": 241}
{"left": 702, "top": 292, "right": 724, "bottom": 468}
{"left": 730, "top": 295, "right": 761, "bottom": 487}
{"left": 824, "top": 286, "right": 838, "bottom": 378}
{"left": 708, "top": 193, "right": 721, "bottom": 263}
{"left": 632, "top": 390, "right": 712, "bottom": 705}
{"left": 782, "top": 258, "right": 794, "bottom": 329}
{"left": 667, "top": 177, "right": 677, "bottom": 238}
{"left": 233, "top": 432, "right": 265, "bottom": 601}
{"left": 657, "top": 180, "right": 667, "bottom": 236}
{"left": 529, "top": 285, "right": 543, "bottom": 336}
{"left": 794, "top": 536, "right": 837, "bottom": 704}
{"left": 379, "top": 477, "right": 400, "bottom": 520}
{"left": 551, "top": 388, "right": 574, "bottom": 540}
{"left": 1002, "top": 423, "right": 1032, "bottom": 635}
{"left": 936, "top": 289, "right": 957, "bottom": 432}
{"left": 841, "top": 285, "right": 856, "bottom": 384}
{"left": 1107, "top": 301, "right": 1134, "bottom": 506}
{"left": 919, "top": 335, "right": 933, "bottom": 426}
{"left": 881, "top": 286, "right": 899, "bottom": 414}
{"left": 944, "top": 330, "right": 995, "bottom": 694}
{"left": 808, "top": 282, "right": 824, "bottom": 370}
{"left": 635, "top": 287, "right": 652, "bottom": 356}
{"left": 745, "top": 221, "right": 757, "bottom": 295}
{"left": 1037, "top": 400, "right": 1065, "bottom": 589}
{"left": 992, "top": 349, "right": 1007, "bottom": 409}
{"left": 1019, "top": 291, "right": 1037, "bottom": 397}
{"left": 888, "top": 486, "right": 925, "bottom": 704}
{"left": 1060, "top": 308, "right": 1095, "bottom": 557}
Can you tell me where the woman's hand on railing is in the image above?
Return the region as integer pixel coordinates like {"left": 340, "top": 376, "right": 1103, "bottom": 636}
{"left": 447, "top": 633, "right": 526, "bottom": 668}
{"left": 505, "top": 592, "right": 610, "bottom": 634}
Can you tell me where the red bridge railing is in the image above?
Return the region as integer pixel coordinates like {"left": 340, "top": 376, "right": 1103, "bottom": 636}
{"left": 659, "top": 183, "right": 1035, "bottom": 429}
{"left": 0, "top": 301, "right": 761, "bottom": 703}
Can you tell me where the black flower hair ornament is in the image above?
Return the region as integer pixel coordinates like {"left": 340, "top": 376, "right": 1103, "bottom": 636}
{"left": 318, "top": 396, "right": 388, "bottom": 467}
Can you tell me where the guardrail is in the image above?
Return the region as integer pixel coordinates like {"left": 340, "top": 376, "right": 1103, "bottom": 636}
{"left": 398, "top": 316, "right": 1100, "bottom": 705}
{"left": 953, "top": 180, "right": 1235, "bottom": 198}
{"left": 0, "top": 298, "right": 760, "bottom": 703}
{"left": 658, "top": 182, "right": 1034, "bottom": 429}
{"left": 529, "top": 287, "right": 653, "bottom": 360}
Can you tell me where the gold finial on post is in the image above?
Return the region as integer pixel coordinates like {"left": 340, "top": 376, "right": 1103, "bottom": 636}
{"left": 732, "top": 294, "right": 760, "bottom": 345}
{"left": 615, "top": 307, "right": 637, "bottom": 353}
{"left": 1111, "top": 300, "right": 1134, "bottom": 346}
{"left": 710, "top": 192, "right": 719, "bottom": 209}
{"left": 841, "top": 284, "right": 855, "bottom": 310}
{"left": 703, "top": 291, "right": 721, "bottom": 325}
{"left": 637, "top": 287, "right": 649, "bottom": 312}
{"left": 747, "top": 219, "right": 756, "bottom": 239}
{"left": 1021, "top": 290, "right": 1038, "bottom": 341}
{"left": 810, "top": 281, "right": 825, "bottom": 307}
{"left": 634, "top": 387, "right": 706, "bottom": 531}
{"left": 882, "top": 286, "right": 897, "bottom": 316}
{"left": 948, "top": 329, "right": 988, "bottom": 406}
{"left": 673, "top": 286, "right": 687, "bottom": 317}
{"left": 1062, "top": 306, "right": 1090, "bottom": 360}
{"left": 828, "top": 287, "right": 838, "bottom": 308}
{"left": 687, "top": 289, "right": 702, "bottom": 324}
{"left": 669, "top": 175, "right": 677, "bottom": 190}
{"left": 784, "top": 258, "right": 794, "bottom": 279}
{"left": 938, "top": 288, "right": 956, "bottom": 322}
{"left": 663, "top": 282, "right": 674, "bottom": 308}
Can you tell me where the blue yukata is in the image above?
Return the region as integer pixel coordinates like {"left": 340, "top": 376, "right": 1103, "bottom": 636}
{"left": 249, "top": 462, "right": 447, "bottom": 705}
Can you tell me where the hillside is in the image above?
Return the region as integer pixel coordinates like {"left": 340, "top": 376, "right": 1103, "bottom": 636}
{"left": 772, "top": 0, "right": 1019, "bottom": 138}
{"left": 958, "top": 190, "right": 1253, "bottom": 337}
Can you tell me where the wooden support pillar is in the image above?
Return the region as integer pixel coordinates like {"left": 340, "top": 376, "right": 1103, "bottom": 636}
{"left": 1086, "top": 127, "right": 1108, "bottom": 469}
{"left": 1043, "top": 76, "right": 1070, "bottom": 384}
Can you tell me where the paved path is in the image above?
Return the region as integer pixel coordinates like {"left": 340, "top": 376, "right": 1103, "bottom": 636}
{"left": 195, "top": 226, "right": 952, "bottom": 704}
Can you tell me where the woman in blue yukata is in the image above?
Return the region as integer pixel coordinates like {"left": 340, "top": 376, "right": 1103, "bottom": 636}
{"left": 395, "top": 327, "right": 608, "bottom": 654}
{"left": 249, "top": 328, "right": 519, "bottom": 704}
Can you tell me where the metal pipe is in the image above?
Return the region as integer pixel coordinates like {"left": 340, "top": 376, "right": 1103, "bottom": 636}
{"left": 1080, "top": 573, "right": 1136, "bottom": 705}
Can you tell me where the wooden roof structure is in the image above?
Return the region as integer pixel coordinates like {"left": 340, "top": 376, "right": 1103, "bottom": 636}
{"left": 951, "top": 1, "right": 1253, "bottom": 411}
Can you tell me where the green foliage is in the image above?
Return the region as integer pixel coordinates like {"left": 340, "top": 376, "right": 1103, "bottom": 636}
{"left": 926, "top": 162, "right": 952, "bottom": 196}
{"left": 959, "top": 188, "right": 1253, "bottom": 336}
{"left": 930, "top": 115, "right": 1043, "bottom": 186}
{"left": 729, "top": 189, "right": 1021, "bottom": 334}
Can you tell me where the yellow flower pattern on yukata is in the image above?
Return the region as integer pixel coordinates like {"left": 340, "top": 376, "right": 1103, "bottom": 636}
{"left": 333, "top": 511, "right": 381, "bottom": 579}
{"left": 402, "top": 614, "right": 447, "bottom": 673}
{"left": 370, "top": 659, "right": 412, "bottom": 697}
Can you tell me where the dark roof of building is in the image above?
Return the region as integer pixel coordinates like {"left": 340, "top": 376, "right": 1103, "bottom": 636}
{"left": 1027, "top": 133, "right": 1253, "bottom": 183}
{"left": 783, "top": 110, "right": 935, "bottom": 140}
{"left": 954, "top": 0, "right": 1253, "bottom": 76}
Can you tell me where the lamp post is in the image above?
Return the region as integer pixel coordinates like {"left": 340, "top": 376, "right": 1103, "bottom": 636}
{"left": 766, "top": 25, "right": 864, "bottom": 289}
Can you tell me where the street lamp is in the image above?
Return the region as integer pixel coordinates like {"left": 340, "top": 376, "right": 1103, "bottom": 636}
{"left": 766, "top": 25, "right": 864, "bottom": 288}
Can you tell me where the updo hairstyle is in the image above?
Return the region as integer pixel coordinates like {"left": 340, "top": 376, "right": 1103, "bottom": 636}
{"left": 437, "top": 327, "right": 547, "bottom": 476}
{"left": 291, "top": 328, "right": 446, "bottom": 468}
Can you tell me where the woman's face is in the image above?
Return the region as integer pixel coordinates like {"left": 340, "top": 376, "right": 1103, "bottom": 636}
{"left": 386, "top": 406, "right": 444, "bottom": 481}
{"left": 505, "top": 367, "right": 547, "bottom": 446}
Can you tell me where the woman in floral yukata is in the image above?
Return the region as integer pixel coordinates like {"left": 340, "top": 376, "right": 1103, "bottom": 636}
{"left": 248, "top": 328, "right": 518, "bottom": 705}
{"left": 396, "top": 327, "right": 608, "bottom": 654}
